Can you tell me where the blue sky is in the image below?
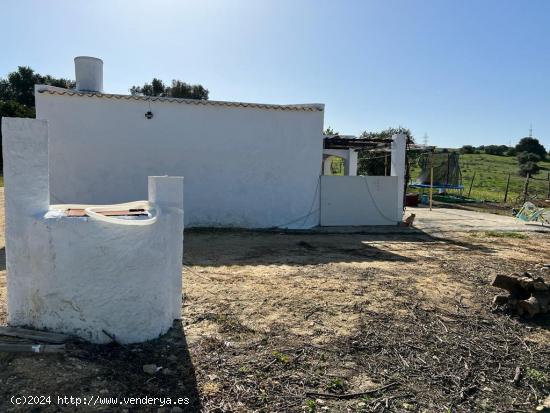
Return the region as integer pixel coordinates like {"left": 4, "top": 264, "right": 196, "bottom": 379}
{"left": 1, "top": 0, "right": 549, "bottom": 149}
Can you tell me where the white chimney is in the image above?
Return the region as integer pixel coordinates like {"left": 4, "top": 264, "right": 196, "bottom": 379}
{"left": 74, "top": 56, "right": 103, "bottom": 93}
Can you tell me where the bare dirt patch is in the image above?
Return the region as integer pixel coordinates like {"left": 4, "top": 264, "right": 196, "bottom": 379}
{"left": 0, "top": 202, "right": 549, "bottom": 411}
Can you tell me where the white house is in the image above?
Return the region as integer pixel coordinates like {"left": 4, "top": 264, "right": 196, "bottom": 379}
{"left": 34, "top": 56, "right": 405, "bottom": 228}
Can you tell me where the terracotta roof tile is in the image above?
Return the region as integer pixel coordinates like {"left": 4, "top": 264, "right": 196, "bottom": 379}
{"left": 37, "top": 87, "right": 324, "bottom": 112}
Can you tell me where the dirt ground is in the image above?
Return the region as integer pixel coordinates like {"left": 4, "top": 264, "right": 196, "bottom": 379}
{"left": 0, "top": 190, "right": 549, "bottom": 411}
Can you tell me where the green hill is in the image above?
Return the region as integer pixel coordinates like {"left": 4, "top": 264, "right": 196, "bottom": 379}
{"left": 410, "top": 153, "right": 550, "bottom": 204}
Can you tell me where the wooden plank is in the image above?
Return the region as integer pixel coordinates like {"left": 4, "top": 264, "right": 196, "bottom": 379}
{"left": 67, "top": 208, "right": 147, "bottom": 217}
{"left": 0, "top": 343, "right": 65, "bottom": 353}
{"left": 0, "top": 326, "right": 72, "bottom": 344}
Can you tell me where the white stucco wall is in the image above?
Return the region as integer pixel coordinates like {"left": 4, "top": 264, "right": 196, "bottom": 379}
{"left": 3, "top": 117, "right": 184, "bottom": 344}
{"left": 391, "top": 133, "right": 407, "bottom": 214}
{"left": 36, "top": 89, "right": 324, "bottom": 229}
{"left": 320, "top": 175, "right": 400, "bottom": 226}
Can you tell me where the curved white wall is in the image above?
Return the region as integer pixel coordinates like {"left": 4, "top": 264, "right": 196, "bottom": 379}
{"left": 36, "top": 90, "right": 324, "bottom": 229}
{"left": 3, "top": 118, "right": 184, "bottom": 344}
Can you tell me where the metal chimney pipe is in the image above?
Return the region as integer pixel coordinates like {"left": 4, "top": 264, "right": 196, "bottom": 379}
{"left": 74, "top": 56, "right": 103, "bottom": 93}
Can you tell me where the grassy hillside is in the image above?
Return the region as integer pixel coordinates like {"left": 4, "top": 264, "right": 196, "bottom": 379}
{"left": 410, "top": 153, "right": 550, "bottom": 204}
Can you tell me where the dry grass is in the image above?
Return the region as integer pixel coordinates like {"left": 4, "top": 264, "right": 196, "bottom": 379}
{"left": 0, "top": 190, "right": 549, "bottom": 411}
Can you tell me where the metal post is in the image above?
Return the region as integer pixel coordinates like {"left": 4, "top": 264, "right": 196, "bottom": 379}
{"left": 547, "top": 172, "right": 550, "bottom": 199}
{"left": 429, "top": 156, "right": 434, "bottom": 211}
{"left": 522, "top": 173, "right": 530, "bottom": 204}
{"left": 467, "top": 171, "right": 476, "bottom": 198}
{"left": 503, "top": 173, "right": 511, "bottom": 203}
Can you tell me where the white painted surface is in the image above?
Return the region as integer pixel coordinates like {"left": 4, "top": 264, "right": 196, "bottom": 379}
{"left": 148, "top": 176, "right": 184, "bottom": 320}
{"left": 323, "top": 156, "right": 334, "bottom": 175}
{"left": 322, "top": 149, "right": 358, "bottom": 176}
{"left": 320, "top": 175, "right": 400, "bottom": 226}
{"left": 36, "top": 89, "right": 324, "bottom": 229}
{"left": 346, "top": 149, "right": 358, "bottom": 176}
{"left": 3, "top": 117, "right": 184, "bottom": 344}
{"left": 391, "top": 133, "right": 407, "bottom": 214}
{"left": 74, "top": 56, "right": 103, "bottom": 92}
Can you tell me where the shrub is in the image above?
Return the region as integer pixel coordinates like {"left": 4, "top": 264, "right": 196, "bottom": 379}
{"left": 460, "top": 145, "right": 475, "bottom": 154}
{"left": 518, "top": 161, "right": 540, "bottom": 177}
{"left": 505, "top": 147, "right": 517, "bottom": 156}
{"left": 517, "top": 151, "right": 540, "bottom": 164}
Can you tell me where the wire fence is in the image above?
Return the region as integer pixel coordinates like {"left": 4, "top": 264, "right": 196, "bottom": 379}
{"left": 409, "top": 168, "right": 550, "bottom": 206}
{"left": 463, "top": 172, "right": 550, "bottom": 205}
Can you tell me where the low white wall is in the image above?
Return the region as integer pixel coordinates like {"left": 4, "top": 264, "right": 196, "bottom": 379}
{"left": 320, "top": 175, "right": 401, "bottom": 226}
{"left": 36, "top": 89, "right": 324, "bottom": 229}
{"left": 3, "top": 117, "right": 184, "bottom": 344}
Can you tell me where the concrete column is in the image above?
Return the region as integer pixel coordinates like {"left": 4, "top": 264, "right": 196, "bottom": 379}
{"left": 391, "top": 133, "right": 407, "bottom": 221}
{"left": 345, "top": 149, "right": 358, "bottom": 176}
{"left": 2, "top": 118, "right": 50, "bottom": 325}
{"left": 323, "top": 156, "right": 333, "bottom": 175}
{"left": 148, "top": 176, "right": 184, "bottom": 320}
{"left": 2, "top": 118, "right": 50, "bottom": 216}
{"left": 148, "top": 176, "right": 184, "bottom": 211}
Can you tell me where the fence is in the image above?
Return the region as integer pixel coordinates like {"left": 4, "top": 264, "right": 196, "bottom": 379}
{"left": 461, "top": 171, "right": 550, "bottom": 204}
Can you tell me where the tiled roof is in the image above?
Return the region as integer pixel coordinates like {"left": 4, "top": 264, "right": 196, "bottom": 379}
{"left": 37, "top": 86, "right": 324, "bottom": 112}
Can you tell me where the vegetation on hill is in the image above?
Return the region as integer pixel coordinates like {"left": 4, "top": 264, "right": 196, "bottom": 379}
{"left": 410, "top": 153, "right": 550, "bottom": 203}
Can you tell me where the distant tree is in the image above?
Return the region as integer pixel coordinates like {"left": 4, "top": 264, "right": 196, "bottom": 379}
{"left": 505, "top": 147, "right": 517, "bottom": 156}
{"left": 484, "top": 145, "right": 508, "bottom": 156}
{"left": 460, "top": 145, "right": 475, "bottom": 154}
{"left": 515, "top": 137, "right": 547, "bottom": 160}
{"left": 517, "top": 151, "right": 541, "bottom": 164}
{"left": 130, "top": 78, "right": 209, "bottom": 100}
{"left": 169, "top": 80, "right": 209, "bottom": 100}
{"left": 360, "top": 126, "right": 414, "bottom": 144}
{"left": 324, "top": 126, "right": 338, "bottom": 136}
{"left": 517, "top": 151, "right": 541, "bottom": 177}
{"left": 357, "top": 127, "right": 414, "bottom": 176}
{"left": 0, "top": 100, "right": 35, "bottom": 118}
{"left": 0, "top": 66, "right": 74, "bottom": 108}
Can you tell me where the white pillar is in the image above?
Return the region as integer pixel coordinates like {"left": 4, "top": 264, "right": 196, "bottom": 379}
{"left": 345, "top": 149, "right": 358, "bottom": 176}
{"left": 391, "top": 133, "right": 407, "bottom": 221}
{"left": 2, "top": 118, "right": 50, "bottom": 325}
{"left": 323, "top": 156, "right": 333, "bottom": 175}
{"left": 2, "top": 118, "right": 50, "bottom": 216}
{"left": 148, "top": 176, "right": 184, "bottom": 320}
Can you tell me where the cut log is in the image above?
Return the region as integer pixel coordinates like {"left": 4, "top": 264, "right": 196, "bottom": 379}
{"left": 493, "top": 295, "right": 509, "bottom": 306}
{"left": 517, "top": 297, "right": 541, "bottom": 318}
{"left": 491, "top": 274, "right": 531, "bottom": 299}
{"left": 492, "top": 273, "right": 550, "bottom": 318}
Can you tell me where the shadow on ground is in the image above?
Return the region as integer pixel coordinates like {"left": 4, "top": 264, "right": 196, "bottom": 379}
{"left": 0, "top": 322, "right": 201, "bottom": 412}
{"left": 183, "top": 228, "right": 495, "bottom": 267}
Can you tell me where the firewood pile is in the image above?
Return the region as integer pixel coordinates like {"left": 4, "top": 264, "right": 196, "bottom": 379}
{"left": 491, "top": 268, "right": 550, "bottom": 318}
